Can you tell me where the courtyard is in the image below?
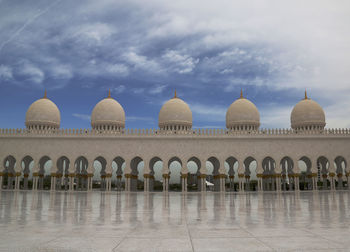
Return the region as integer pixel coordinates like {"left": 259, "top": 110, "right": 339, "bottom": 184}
{"left": 0, "top": 191, "right": 349, "bottom": 251}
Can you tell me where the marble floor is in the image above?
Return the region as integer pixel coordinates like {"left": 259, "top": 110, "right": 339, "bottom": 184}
{"left": 0, "top": 190, "right": 350, "bottom": 251}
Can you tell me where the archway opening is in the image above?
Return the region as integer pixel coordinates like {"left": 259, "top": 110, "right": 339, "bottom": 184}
{"left": 244, "top": 156, "right": 257, "bottom": 191}
{"left": 168, "top": 157, "right": 182, "bottom": 191}
{"left": 3, "top": 155, "right": 16, "bottom": 189}
{"left": 56, "top": 156, "right": 70, "bottom": 190}
{"left": 298, "top": 156, "right": 312, "bottom": 190}
{"left": 130, "top": 156, "right": 144, "bottom": 191}
{"left": 317, "top": 156, "right": 329, "bottom": 190}
{"left": 21, "top": 155, "right": 34, "bottom": 190}
{"left": 75, "top": 156, "right": 88, "bottom": 190}
{"left": 280, "top": 156, "right": 294, "bottom": 191}
{"left": 187, "top": 157, "right": 201, "bottom": 191}
{"left": 38, "top": 156, "right": 52, "bottom": 190}
{"left": 149, "top": 157, "right": 163, "bottom": 191}
{"left": 226, "top": 157, "right": 238, "bottom": 191}
{"left": 206, "top": 157, "right": 220, "bottom": 191}
{"left": 335, "top": 156, "right": 347, "bottom": 189}
{"left": 112, "top": 156, "right": 125, "bottom": 191}
{"left": 262, "top": 157, "right": 276, "bottom": 191}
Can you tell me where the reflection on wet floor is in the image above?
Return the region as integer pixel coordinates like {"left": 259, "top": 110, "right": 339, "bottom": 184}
{"left": 0, "top": 191, "right": 350, "bottom": 251}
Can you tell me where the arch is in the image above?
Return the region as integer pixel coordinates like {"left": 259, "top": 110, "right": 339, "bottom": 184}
{"left": 38, "top": 155, "right": 52, "bottom": 190}
{"left": 56, "top": 156, "right": 70, "bottom": 190}
{"left": 262, "top": 157, "right": 276, "bottom": 191}
{"left": 317, "top": 156, "right": 329, "bottom": 190}
{"left": 3, "top": 155, "right": 16, "bottom": 189}
{"left": 280, "top": 156, "right": 294, "bottom": 191}
{"left": 187, "top": 157, "right": 201, "bottom": 191}
{"left": 207, "top": 156, "right": 220, "bottom": 191}
{"left": 130, "top": 156, "right": 144, "bottom": 191}
{"left": 21, "top": 155, "right": 34, "bottom": 190}
{"left": 75, "top": 156, "right": 88, "bottom": 191}
{"left": 298, "top": 156, "right": 312, "bottom": 190}
{"left": 168, "top": 156, "right": 182, "bottom": 191}
{"left": 334, "top": 156, "right": 347, "bottom": 189}
{"left": 93, "top": 156, "right": 106, "bottom": 191}
{"left": 243, "top": 156, "right": 257, "bottom": 191}
{"left": 149, "top": 156, "right": 163, "bottom": 191}
{"left": 112, "top": 156, "right": 125, "bottom": 191}
{"left": 225, "top": 156, "right": 238, "bottom": 191}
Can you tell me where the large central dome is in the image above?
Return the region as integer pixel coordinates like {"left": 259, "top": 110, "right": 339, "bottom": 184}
{"left": 158, "top": 91, "right": 192, "bottom": 130}
{"left": 25, "top": 91, "right": 60, "bottom": 129}
{"left": 226, "top": 90, "right": 260, "bottom": 130}
{"left": 91, "top": 91, "right": 125, "bottom": 130}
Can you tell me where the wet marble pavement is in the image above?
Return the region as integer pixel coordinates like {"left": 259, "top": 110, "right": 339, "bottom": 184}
{"left": 0, "top": 191, "right": 350, "bottom": 251}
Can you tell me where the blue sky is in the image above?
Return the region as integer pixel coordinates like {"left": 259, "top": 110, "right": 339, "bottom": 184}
{"left": 1, "top": 0, "right": 350, "bottom": 129}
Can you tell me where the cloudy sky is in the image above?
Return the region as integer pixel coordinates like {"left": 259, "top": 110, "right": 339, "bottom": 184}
{"left": 0, "top": 0, "right": 350, "bottom": 129}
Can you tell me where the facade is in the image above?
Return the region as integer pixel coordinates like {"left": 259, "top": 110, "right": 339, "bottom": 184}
{"left": 0, "top": 90, "right": 349, "bottom": 193}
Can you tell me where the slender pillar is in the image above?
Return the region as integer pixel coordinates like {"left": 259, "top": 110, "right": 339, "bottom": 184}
{"left": 106, "top": 174, "right": 112, "bottom": 191}
{"left": 312, "top": 173, "right": 318, "bottom": 190}
{"left": 88, "top": 174, "right": 93, "bottom": 191}
{"left": 64, "top": 174, "right": 69, "bottom": 190}
{"left": 181, "top": 174, "right": 188, "bottom": 192}
{"left": 33, "top": 172, "right": 39, "bottom": 190}
{"left": 50, "top": 173, "right": 56, "bottom": 191}
{"left": 294, "top": 174, "right": 300, "bottom": 191}
{"left": 275, "top": 174, "right": 281, "bottom": 192}
{"left": 0, "top": 172, "right": 4, "bottom": 190}
{"left": 238, "top": 174, "right": 244, "bottom": 192}
{"left": 337, "top": 173, "right": 343, "bottom": 190}
{"left": 69, "top": 173, "right": 75, "bottom": 191}
{"left": 329, "top": 173, "right": 336, "bottom": 191}
{"left": 199, "top": 174, "right": 206, "bottom": 192}
{"left": 322, "top": 174, "right": 328, "bottom": 190}
{"left": 15, "top": 172, "right": 21, "bottom": 190}
{"left": 144, "top": 174, "right": 150, "bottom": 192}
{"left": 162, "top": 174, "right": 169, "bottom": 192}
{"left": 116, "top": 175, "right": 122, "bottom": 191}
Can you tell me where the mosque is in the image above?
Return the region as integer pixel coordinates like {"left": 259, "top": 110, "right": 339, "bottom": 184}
{"left": 0, "top": 89, "right": 349, "bottom": 193}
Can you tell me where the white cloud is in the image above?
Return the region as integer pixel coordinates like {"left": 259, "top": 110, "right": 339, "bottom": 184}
{"left": 162, "top": 50, "right": 199, "bottom": 74}
{"left": 50, "top": 64, "right": 73, "bottom": 80}
{"left": 190, "top": 103, "right": 226, "bottom": 122}
{"left": 18, "top": 61, "right": 44, "bottom": 84}
{"left": 72, "top": 113, "right": 91, "bottom": 121}
{"left": 106, "top": 64, "right": 129, "bottom": 77}
{"left": 149, "top": 84, "right": 167, "bottom": 94}
{"left": 113, "top": 85, "right": 126, "bottom": 94}
{"left": 0, "top": 65, "right": 13, "bottom": 80}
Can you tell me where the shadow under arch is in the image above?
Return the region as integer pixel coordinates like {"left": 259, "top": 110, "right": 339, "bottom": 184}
{"left": 21, "top": 155, "right": 34, "bottom": 190}
{"left": 75, "top": 156, "right": 88, "bottom": 191}
{"left": 56, "top": 156, "right": 70, "bottom": 190}
{"left": 335, "top": 156, "right": 347, "bottom": 189}
{"left": 225, "top": 156, "right": 238, "bottom": 192}
{"left": 244, "top": 156, "right": 257, "bottom": 191}
{"left": 206, "top": 156, "right": 221, "bottom": 192}
{"left": 298, "top": 156, "right": 312, "bottom": 190}
{"left": 38, "top": 155, "right": 52, "bottom": 190}
{"left": 187, "top": 156, "right": 201, "bottom": 191}
{"left": 168, "top": 156, "right": 182, "bottom": 191}
{"left": 3, "top": 155, "right": 16, "bottom": 189}
{"left": 130, "top": 156, "right": 144, "bottom": 191}
{"left": 317, "top": 156, "right": 329, "bottom": 190}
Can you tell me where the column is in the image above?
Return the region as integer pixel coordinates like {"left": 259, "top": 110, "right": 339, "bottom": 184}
{"left": 312, "top": 173, "right": 318, "bottom": 190}
{"left": 33, "top": 172, "right": 39, "bottom": 190}
{"left": 50, "top": 173, "right": 56, "bottom": 191}
{"left": 88, "top": 174, "right": 93, "bottom": 191}
{"left": 64, "top": 174, "right": 69, "bottom": 190}
{"left": 337, "top": 173, "right": 343, "bottom": 190}
{"left": 181, "top": 174, "right": 188, "bottom": 192}
{"left": 106, "top": 174, "right": 112, "bottom": 191}
{"left": 294, "top": 174, "right": 300, "bottom": 191}
{"left": 0, "top": 172, "right": 3, "bottom": 190}
{"left": 15, "top": 172, "right": 21, "bottom": 190}
{"left": 116, "top": 175, "right": 122, "bottom": 191}
{"left": 238, "top": 174, "right": 244, "bottom": 192}
{"left": 143, "top": 174, "right": 150, "bottom": 192}
{"left": 200, "top": 174, "right": 206, "bottom": 192}
{"left": 220, "top": 175, "right": 226, "bottom": 192}
{"left": 329, "top": 173, "right": 336, "bottom": 191}
{"left": 69, "top": 173, "right": 75, "bottom": 191}
{"left": 124, "top": 174, "right": 131, "bottom": 192}
{"left": 162, "top": 174, "right": 169, "bottom": 192}
{"left": 275, "top": 174, "right": 281, "bottom": 192}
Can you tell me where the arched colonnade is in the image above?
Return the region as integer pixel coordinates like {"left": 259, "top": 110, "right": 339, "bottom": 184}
{"left": 0, "top": 154, "right": 349, "bottom": 192}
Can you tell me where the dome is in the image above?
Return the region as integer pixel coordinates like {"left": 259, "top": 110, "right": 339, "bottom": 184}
{"left": 226, "top": 91, "right": 260, "bottom": 130}
{"left": 91, "top": 91, "right": 125, "bottom": 130}
{"left": 291, "top": 92, "right": 325, "bottom": 130}
{"left": 25, "top": 91, "right": 60, "bottom": 129}
{"left": 158, "top": 91, "right": 192, "bottom": 130}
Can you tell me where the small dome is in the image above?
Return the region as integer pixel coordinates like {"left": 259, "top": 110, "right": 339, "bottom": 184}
{"left": 25, "top": 92, "right": 60, "bottom": 129}
{"left": 158, "top": 91, "right": 192, "bottom": 129}
{"left": 226, "top": 91, "right": 260, "bottom": 129}
{"left": 291, "top": 92, "right": 325, "bottom": 130}
{"left": 91, "top": 91, "right": 125, "bottom": 129}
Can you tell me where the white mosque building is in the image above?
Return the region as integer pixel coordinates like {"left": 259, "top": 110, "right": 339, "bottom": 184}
{"left": 0, "top": 90, "right": 349, "bottom": 193}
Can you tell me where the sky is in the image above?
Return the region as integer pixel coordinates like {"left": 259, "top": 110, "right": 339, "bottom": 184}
{"left": 1, "top": 0, "right": 350, "bottom": 130}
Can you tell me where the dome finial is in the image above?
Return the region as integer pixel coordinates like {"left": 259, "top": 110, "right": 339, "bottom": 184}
{"left": 174, "top": 89, "right": 177, "bottom": 98}
{"left": 240, "top": 88, "right": 243, "bottom": 99}
{"left": 43, "top": 90, "right": 47, "bottom": 99}
{"left": 108, "top": 89, "right": 111, "bottom": 98}
{"left": 304, "top": 89, "right": 308, "bottom": 100}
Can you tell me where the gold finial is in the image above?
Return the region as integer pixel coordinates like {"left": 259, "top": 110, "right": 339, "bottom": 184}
{"left": 240, "top": 88, "right": 243, "bottom": 99}
{"left": 43, "top": 90, "right": 47, "bottom": 99}
{"left": 108, "top": 89, "right": 111, "bottom": 98}
{"left": 304, "top": 89, "right": 308, "bottom": 100}
{"left": 174, "top": 89, "right": 177, "bottom": 98}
